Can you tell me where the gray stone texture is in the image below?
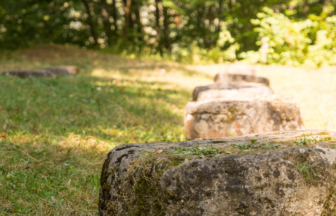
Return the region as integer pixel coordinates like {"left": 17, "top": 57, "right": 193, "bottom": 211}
{"left": 44, "top": 65, "right": 79, "bottom": 76}
{"left": 99, "top": 130, "right": 336, "bottom": 216}
{"left": 2, "top": 71, "right": 49, "bottom": 78}
{"left": 3, "top": 65, "right": 79, "bottom": 78}
{"left": 192, "top": 83, "right": 273, "bottom": 101}
{"left": 185, "top": 95, "right": 304, "bottom": 139}
{"left": 214, "top": 73, "right": 270, "bottom": 86}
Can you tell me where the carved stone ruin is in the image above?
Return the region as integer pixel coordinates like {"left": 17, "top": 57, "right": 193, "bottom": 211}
{"left": 2, "top": 66, "right": 79, "bottom": 78}
{"left": 184, "top": 95, "right": 304, "bottom": 139}
{"left": 192, "top": 83, "right": 273, "bottom": 101}
{"left": 99, "top": 130, "right": 336, "bottom": 216}
{"left": 214, "top": 73, "right": 270, "bottom": 86}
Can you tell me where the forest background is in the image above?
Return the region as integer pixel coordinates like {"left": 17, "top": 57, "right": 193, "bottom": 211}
{"left": 1, "top": 0, "right": 336, "bottom": 67}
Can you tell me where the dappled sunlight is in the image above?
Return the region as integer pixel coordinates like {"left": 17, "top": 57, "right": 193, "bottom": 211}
{"left": 0, "top": 45, "right": 198, "bottom": 214}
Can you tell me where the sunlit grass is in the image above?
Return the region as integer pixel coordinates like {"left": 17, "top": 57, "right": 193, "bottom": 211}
{"left": 0, "top": 45, "right": 208, "bottom": 215}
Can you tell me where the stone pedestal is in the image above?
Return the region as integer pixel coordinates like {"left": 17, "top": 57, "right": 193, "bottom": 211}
{"left": 185, "top": 95, "right": 304, "bottom": 139}
{"left": 193, "top": 83, "right": 273, "bottom": 101}
{"left": 214, "top": 73, "right": 270, "bottom": 86}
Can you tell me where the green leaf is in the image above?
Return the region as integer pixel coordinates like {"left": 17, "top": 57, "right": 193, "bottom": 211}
{"left": 162, "top": 0, "right": 185, "bottom": 15}
{"left": 251, "top": 139, "right": 257, "bottom": 144}
{"left": 227, "top": 131, "right": 235, "bottom": 137}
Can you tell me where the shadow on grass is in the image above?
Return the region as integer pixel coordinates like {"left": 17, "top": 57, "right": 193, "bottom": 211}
{"left": 0, "top": 74, "right": 190, "bottom": 144}
{"left": 0, "top": 73, "right": 192, "bottom": 214}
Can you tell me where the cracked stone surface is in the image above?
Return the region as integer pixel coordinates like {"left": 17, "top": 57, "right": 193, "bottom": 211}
{"left": 99, "top": 130, "right": 336, "bottom": 216}
{"left": 192, "top": 83, "right": 273, "bottom": 101}
{"left": 185, "top": 95, "right": 304, "bottom": 139}
{"left": 214, "top": 73, "right": 270, "bottom": 86}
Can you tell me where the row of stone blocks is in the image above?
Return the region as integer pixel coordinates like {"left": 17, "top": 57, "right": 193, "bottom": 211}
{"left": 98, "top": 65, "right": 312, "bottom": 215}
{"left": 185, "top": 65, "right": 305, "bottom": 140}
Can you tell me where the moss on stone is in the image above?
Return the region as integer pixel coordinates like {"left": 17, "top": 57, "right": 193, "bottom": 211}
{"left": 121, "top": 151, "right": 189, "bottom": 215}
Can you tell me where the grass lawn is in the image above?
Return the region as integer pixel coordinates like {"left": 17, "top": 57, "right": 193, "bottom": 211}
{"left": 0, "top": 45, "right": 211, "bottom": 215}
{"left": 0, "top": 45, "right": 335, "bottom": 215}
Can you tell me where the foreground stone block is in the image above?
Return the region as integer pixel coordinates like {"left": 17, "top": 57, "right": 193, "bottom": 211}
{"left": 185, "top": 95, "right": 304, "bottom": 139}
{"left": 192, "top": 83, "right": 273, "bottom": 101}
{"left": 227, "top": 64, "right": 256, "bottom": 75}
{"left": 99, "top": 130, "right": 336, "bottom": 216}
{"left": 3, "top": 66, "right": 79, "bottom": 78}
{"left": 214, "top": 73, "right": 270, "bottom": 86}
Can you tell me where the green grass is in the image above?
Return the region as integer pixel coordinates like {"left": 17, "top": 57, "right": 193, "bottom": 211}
{"left": 0, "top": 45, "right": 212, "bottom": 215}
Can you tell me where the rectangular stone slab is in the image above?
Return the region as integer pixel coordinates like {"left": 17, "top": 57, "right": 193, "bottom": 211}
{"left": 185, "top": 95, "right": 304, "bottom": 139}
{"left": 214, "top": 73, "right": 270, "bottom": 86}
{"left": 192, "top": 83, "right": 273, "bottom": 101}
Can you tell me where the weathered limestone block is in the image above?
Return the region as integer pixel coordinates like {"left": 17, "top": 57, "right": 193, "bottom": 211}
{"left": 43, "top": 65, "right": 79, "bottom": 76}
{"left": 227, "top": 64, "right": 256, "bottom": 75}
{"left": 192, "top": 83, "right": 273, "bottom": 101}
{"left": 3, "top": 66, "right": 79, "bottom": 78}
{"left": 185, "top": 95, "right": 304, "bottom": 139}
{"left": 99, "top": 130, "right": 336, "bottom": 216}
{"left": 214, "top": 73, "right": 270, "bottom": 86}
{"left": 2, "top": 71, "right": 48, "bottom": 78}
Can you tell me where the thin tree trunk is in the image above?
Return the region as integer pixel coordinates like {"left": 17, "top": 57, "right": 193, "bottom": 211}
{"left": 229, "top": 0, "right": 235, "bottom": 37}
{"left": 133, "top": 0, "right": 143, "bottom": 43}
{"left": 100, "top": 0, "right": 113, "bottom": 46}
{"left": 155, "top": 0, "right": 163, "bottom": 56}
{"left": 217, "top": 0, "right": 223, "bottom": 33}
{"left": 162, "top": 6, "right": 170, "bottom": 52}
{"left": 111, "top": 0, "right": 118, "bottom": 38}
{"left": 123, "top": 0, "right": 132, "bottom": 38}
{"left": 82, "top": 0, "right": 98, "bottom": 45}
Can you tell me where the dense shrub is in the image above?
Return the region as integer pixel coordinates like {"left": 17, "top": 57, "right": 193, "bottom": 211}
{"left": 240, "top": 7, "right": 336, "bottom": 67}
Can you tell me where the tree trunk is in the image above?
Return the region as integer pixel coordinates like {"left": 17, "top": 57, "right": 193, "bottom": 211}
{"left": 100, "top": 0, "right": 113, "bottom": 46}
{"left": 133, "top": 0, "right": 143, "bottom": 43}
{"left": 162, "top": 6, "right": 170, "bottom": 52}
{"left": 229, "top": 0, "right": 235, "bottom": 38}
{"left": 81, "top": 0, "right": 98, "bottom": 45}
{"left": 123, "top": 0, "right": 132, "bottom": 38}
{"left": 111, "top": 0, "right": 118, "bottom": 38}
{"left": 155, "top": 0, "right": 163, "bottom": 56}
{"left": 217, "top": 0, "right": 223, "bottom": 33}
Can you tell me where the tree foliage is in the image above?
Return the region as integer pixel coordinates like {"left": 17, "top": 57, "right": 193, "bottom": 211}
{"left": 1, "top": 0, "right": 335, "bottom": 65}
